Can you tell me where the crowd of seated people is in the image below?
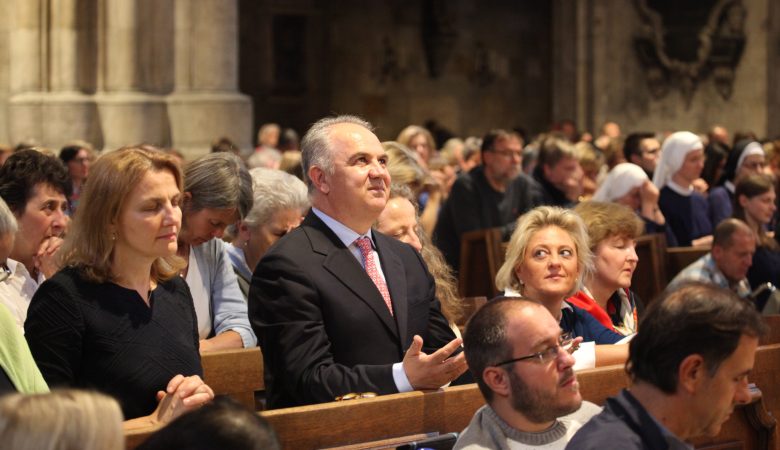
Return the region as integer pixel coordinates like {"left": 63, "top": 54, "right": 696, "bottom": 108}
{"left": 0, "top": 116, "right": 779, "bottom": 448}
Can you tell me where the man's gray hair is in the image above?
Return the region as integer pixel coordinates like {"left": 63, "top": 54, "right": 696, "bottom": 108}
{"left": 0, "top": 197, "right": 17, "bottom": 236}
{"left": 184, "top": 152, "right": 253, "bottom": 219}
{"left": 300, "top": 115, "right": 374, "bottom": 192}
{"left": 244, "top": 167, "right": 309, "bottom": 227}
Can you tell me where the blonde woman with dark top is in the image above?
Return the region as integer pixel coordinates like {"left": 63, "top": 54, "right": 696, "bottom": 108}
{"left": 25, "top": 147, "right": 213, "bottom": 427}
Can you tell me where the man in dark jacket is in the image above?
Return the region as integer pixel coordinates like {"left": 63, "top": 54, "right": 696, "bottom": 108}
{"left": 567, "top": 283, "right": 765, "bottom": 449}
{"left": 433, "top": 129, "right": 524, "bottom": 272}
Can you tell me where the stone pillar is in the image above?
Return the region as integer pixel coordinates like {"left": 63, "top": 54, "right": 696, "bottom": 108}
{"left": 167, "top": 0, "right": 252, "bottom": 158}
{"left": 7, "top": 0, "right": 101, "bottom": 149}
{"left": 44, "top": 0, "right": 100, "bottom": 148}
{"left": 550, "top": 0, "right": 594, "bottom": 134}
{"left": 95, "top": 0, "right": 169, "bottom": 150}
{"left": 7, "top": 0, "right": 46, "bottom": 145}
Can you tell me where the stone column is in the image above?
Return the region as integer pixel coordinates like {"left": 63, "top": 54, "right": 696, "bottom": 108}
{"left": 7, "top": 0, "right": 46, "bottom": 145}
{"left": 550, "top": 0, "right": 594, "bottom": 133}
{"left": 167, "top": 0, "right": 252, "bottom": 158}
{"left": 44, "top": 0, "right": 100, "bottom": 149}
{"left": 7, "top": 0, "right": 101, "bottom": 149}
{"left": 95, "top": 0, "right": 169, "bottom": 150}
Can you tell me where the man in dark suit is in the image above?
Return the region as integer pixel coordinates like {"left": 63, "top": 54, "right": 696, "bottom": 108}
{"left": 249, "top": 115, "right": 468, "bottom": 408}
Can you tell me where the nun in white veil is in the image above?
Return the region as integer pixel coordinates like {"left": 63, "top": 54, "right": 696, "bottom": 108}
{"left": 652, "top": 132, "right": 712, "bottom": 247}
{"left": 593, "top": 162, "right": 665, "bottom": 233}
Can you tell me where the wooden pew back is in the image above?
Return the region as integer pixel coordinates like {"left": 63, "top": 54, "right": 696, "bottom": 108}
{"left": 761, "top": 315, "right": 780, "bottom": 346}
{"left": 458, "top": 227, "right": 504, "bottom": 298}
{"left": 263, "top": 384, "right": 482, "bottom": 450}
{"left": 261, "top": 365, "right": 633, "bottom": 450}
{"left": 632, "top": 233, "right": 667, "bottom": 305}
{"left": 127, "top": 345, "right": 780, "bottom": 450}
{"left": 201, "top": 346, "right": 264, "bottom": 410}
{"left": 665, "top": 245, "right": 709, "bottom": 281}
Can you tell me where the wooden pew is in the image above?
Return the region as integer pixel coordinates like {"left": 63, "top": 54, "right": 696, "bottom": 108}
{"left": 458, "top": 227, "right": 505, "bottom": 298}
{"left": 263, "top": 384, "right": 482, "bottom": 450}
{"left": 666, "top": 245, "right": 710, "bottom": 281}
{"left": 126, "top": 346, "right": 780, "bottom": 450}
{"left": 632, "top": 233, "right": 667, "bottom": 305}
{"left": 201, "top": 346, "right": 264, "bottom": 410}
{"left": 760, "top": 315, "right": 780, "bottom": 346}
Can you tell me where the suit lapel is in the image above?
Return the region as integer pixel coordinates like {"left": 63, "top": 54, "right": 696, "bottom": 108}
{"left": 304, "top": 213, "right": 399, "bottom": 339}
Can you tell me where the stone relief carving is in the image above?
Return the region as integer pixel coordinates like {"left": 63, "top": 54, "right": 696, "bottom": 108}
{"left": 633, "top": 0, "right": 746, "bottom": 105}
{"left": 421, "top": 0, "right": 458, "bottom": 78}
{"left": 375, "top": 37, "right": 405, "bottom": 85}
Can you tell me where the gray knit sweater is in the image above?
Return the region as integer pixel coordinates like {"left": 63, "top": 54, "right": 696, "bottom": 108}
{"left": 454, "top": 402, "right": 601, "bottom": 450}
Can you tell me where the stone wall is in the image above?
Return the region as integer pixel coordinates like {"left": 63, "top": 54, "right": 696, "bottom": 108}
{"left": 324, "top": 0, "right": 552, "bottom": 140}
{"left": 240, "top": 0, "right": 552, "bottom": 142}
{"left": 577, "top": 0, "right": 772, "bottom": 137}
{"left": 3, "top": 1, "right": 777, "bottom": 152}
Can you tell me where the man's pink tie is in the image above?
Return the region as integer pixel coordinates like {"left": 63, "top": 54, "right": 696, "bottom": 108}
{"left": 355, "top": 237, "right": 393, "bottom": 316}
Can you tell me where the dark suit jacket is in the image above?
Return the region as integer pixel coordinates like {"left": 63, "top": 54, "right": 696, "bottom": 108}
{"left": 249, "top": 211, "right": 458, "bottom": 408}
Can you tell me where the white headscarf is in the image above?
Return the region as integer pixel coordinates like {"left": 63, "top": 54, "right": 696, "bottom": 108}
{"left": 592, "top": 163, "right": 649, "bottom": 202}
{"left": 652, "top": 131, "right": 703, "bottom": 189}
{"left": 736, "top": 141, "right": 765, "bottom": 170}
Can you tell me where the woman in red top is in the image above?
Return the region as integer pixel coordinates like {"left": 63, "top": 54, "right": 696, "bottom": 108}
{"left": 570, "top": 201, "right": 644, "bottom": 335}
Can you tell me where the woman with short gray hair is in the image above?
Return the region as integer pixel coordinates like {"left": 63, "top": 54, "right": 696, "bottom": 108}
{"left": 179, "top": 152, "right": 257, "bottom": 352}
{"left": 228, "top": 168, "right": 309, "bottom": 298}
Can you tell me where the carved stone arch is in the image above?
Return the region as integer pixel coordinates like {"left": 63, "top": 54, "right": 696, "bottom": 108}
{"left": 633, "top": 0, "right": 746, "bottom": 106}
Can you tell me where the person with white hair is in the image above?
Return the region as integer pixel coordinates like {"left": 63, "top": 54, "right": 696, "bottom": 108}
{"left": 708, "top": 139, "right": 767, "bottom": 227}
{"left": 227, "top": 168, "right": 309, "bottom": 299}
{"left": 652, "top": 132, "right": 712, "bottom": 247}
{"left": 592, "top": 162, "right": 665, "bottom": 234}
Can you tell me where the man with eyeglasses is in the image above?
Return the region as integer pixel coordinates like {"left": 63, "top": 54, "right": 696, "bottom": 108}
{"left": 567, "top": 283, "right": 764, "bottom": 449}
{"left": 455, "top": 297, "right": 600, "bottom": 450}
{"left": 434, "top": 129, "right": 526, "bottom": 273}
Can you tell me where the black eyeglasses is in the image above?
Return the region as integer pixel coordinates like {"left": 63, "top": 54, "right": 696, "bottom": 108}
{"left": 0, "top": 263, "right": 11, "bottom": 283}
{"left": 493, "top": 332, "right": 579, "bottom": 366}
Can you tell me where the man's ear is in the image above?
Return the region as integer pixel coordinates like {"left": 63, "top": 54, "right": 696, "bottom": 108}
{"left": 483, "top": 366, "right": 511, "bottom": 398}
{"left": 677, "top": 353, "right": 706, "bottom": 395}
{"left": 481, "top": 151, "right": 492, "bottom": 166}
{"left": 309, "top": 167, "right": 329, "bottom": 194}
{"left": 738, "top": 194, "right": 749, "bottom": 209}
{"left": 711, "top": 244, "right": 723, "bottom": 262}
{"left": 542, "top": 163, "right": 553, "bottom": 178}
